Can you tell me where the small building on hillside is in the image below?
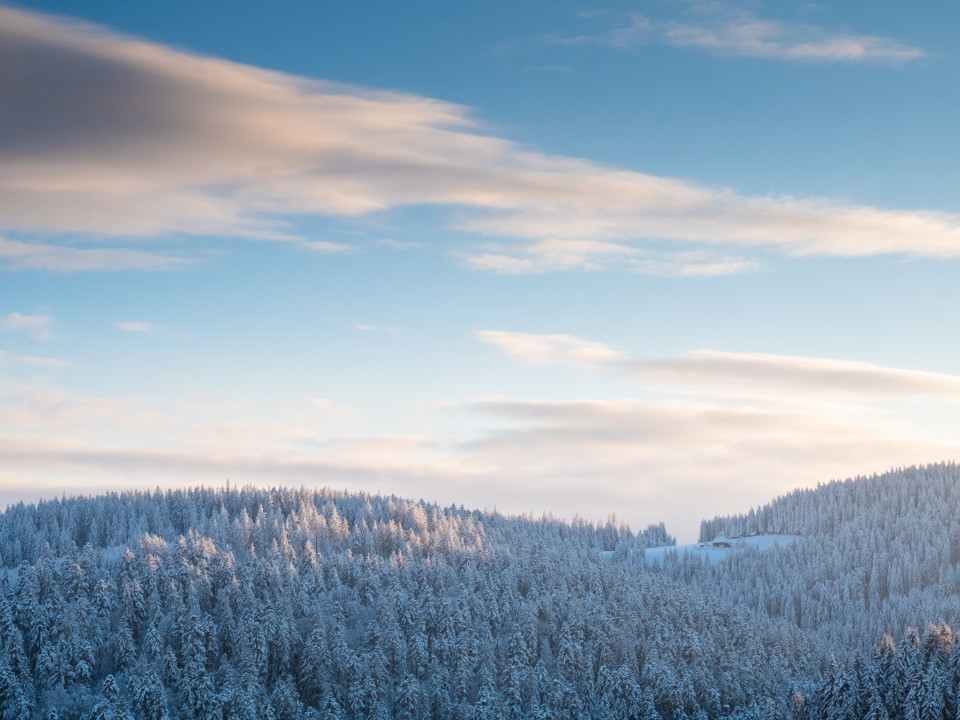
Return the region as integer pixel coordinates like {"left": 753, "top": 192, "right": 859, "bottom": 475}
{"left": 711, "top": 535, "right": 732, "bottom": 548}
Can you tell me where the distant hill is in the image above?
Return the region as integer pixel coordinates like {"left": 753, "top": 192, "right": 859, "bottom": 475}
{"left": 3, "top": 465, "right": 957, "bottom": 719}
{"left": 0, "top": 486, "right": 813, "bottom": 720}
{"left": 678, "top": 463, "right": 960, "bottom": 653}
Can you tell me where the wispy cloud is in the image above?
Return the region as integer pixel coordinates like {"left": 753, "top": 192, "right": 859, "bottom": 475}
{"left": 632, "top": 253, "right": 762, "bottom": 277}
{"left": 478, "top": 330, "right": 960, "bottom": 400}
{"left": 477, "top": 330, "right": 627, "bottom": 370}
{"left": 0, "top": 312, "right": 53, "bottom": 340}
{"left": 0, "top": 350, "right": 64, "bottom": 367}
{"left": 465, "top": 238, "right": 641, "bottom": 274}
{"left": 641, "top": 350, "right": 960, "bottom": 399}
{"left": 663, "top": 5, "right": 924, "bottom": 63}
{"left": 377, "top": 239, "right": 423, "bottom": 250}
{"left": 115, "top": 321, "right": 161, "bottom": 334}
{"left": 465, "top": 239, "right": 761, "bottom": 275}
{"left": 545, "top": 4, "right": 924, "bottom": 64}
{"left": 0, "top": 5, "right": 955, "bottom": 273}
{"left": 356, "top": 324, "right": 403, "bottom": 335}
{"left": 0, "top": 238, "right": 190, "bottom": 272}
{"left": 298, "top": 241, "right": 360, "bottom": 255}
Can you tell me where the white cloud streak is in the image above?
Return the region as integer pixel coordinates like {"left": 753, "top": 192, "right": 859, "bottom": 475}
{"left": 464, "top": 238, "right": 642, "bottom": 274}
{"left": 298, "top": 241, "right": 360, "bottom": 255}
{"left": 549, "top": 5, "right": 924, "bottom": 64}
{"left": 464, "top": 239, "right": 762, "bottom": 275}
{"left": 0, "top": 351, "right": 64, "bottom": 367}
{"left": 0, "top": 5, "right": 956, "bottom": 272}
{"left": 0, "top": 312, "right": 53, "bottom": 339}
{"left": 115, "top": 321, "right": 160, "bottom": 334}
{"left": 377, "top": 239, "right": 423, "bottom": 250}
{"left": 0, "top": 237, "right": 190, "bottom": 272}
{"left": 477, "top": 330, "right": 960, "bottom": 400}
{"left": 641, "top": 350, "right": 960, "bottom": 399}
{"left": 476, "top": 331, "right": 628, "bottom": 370}
{"left": 663, "top": 6, "right": 924, "bottom": 63}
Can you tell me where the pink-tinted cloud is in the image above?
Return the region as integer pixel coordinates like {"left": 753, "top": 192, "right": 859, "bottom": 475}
{"left": 1, "top": 5, "right": 958, "bottom": 271}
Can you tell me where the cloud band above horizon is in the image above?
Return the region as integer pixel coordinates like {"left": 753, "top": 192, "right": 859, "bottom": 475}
{"left": 477, "top": 330, "right": 960, "bottom": 400}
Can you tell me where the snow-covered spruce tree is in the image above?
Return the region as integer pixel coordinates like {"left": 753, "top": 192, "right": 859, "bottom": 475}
{"left": 801, "top": 624, "right": 960, "bottom": 720}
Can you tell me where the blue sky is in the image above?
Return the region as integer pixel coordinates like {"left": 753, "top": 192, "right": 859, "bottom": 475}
{"left": 3, "top": 0, "right": 960, "bottom": 540}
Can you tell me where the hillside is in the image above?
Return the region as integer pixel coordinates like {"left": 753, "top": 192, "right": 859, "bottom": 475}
{"left": 0, "top": 487, "right": 815, "bottom": 720}
{"left": 675, "top": 463, "right": 960, "bottom": 652}
{"left": 2, "top": 466, "right": 959, "bottom": 719}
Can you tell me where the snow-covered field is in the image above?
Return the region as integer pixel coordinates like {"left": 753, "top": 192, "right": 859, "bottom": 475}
{"left": 643, "top": 534, "right": 802, "bottom": 566}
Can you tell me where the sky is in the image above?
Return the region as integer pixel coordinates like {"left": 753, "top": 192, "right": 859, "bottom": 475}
{"left": 2, "top": 0, "right": 960, "bottom": 541}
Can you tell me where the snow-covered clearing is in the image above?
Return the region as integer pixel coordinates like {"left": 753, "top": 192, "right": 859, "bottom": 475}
{"left": 643, "top": 534, "right": 802, "bottom": 566}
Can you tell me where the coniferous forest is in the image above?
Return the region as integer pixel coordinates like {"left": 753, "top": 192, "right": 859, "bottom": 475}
{"left": 4, "top": 1, "right": 956, "bottom": 718}
{"left": 1, "top": 464, "right": 959, "bottom": 719}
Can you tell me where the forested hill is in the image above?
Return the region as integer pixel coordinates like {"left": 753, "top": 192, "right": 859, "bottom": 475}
{"left": 699, "top": 462, "right": 960, "bottom": 545}
{"left": 0, "top": 487, "right": 813, "bottom": 720}
{"left": 676, "top": 463, "right": 960, "bottom": 652}
{"left": 0, "top": 489, "right": 675, "bottom": 568}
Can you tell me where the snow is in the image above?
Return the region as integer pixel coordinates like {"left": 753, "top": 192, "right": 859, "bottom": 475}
{"left": 643, "top": 533, "right": 802, "bottom": 567}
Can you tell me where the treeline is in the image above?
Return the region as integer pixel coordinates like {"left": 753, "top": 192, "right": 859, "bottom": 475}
{"left": 0, "top": 487, "right": 674, "bottom": 568}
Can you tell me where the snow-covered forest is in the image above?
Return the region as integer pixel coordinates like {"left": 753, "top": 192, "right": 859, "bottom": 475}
{"left": 1, "top": 463, "right": 959, "bottom": 719}
{"left": 687, "top": 463, "right": 960, "bottom": 652}
{"left": 800, "top": 624, "right": 960, "bottom": 720}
